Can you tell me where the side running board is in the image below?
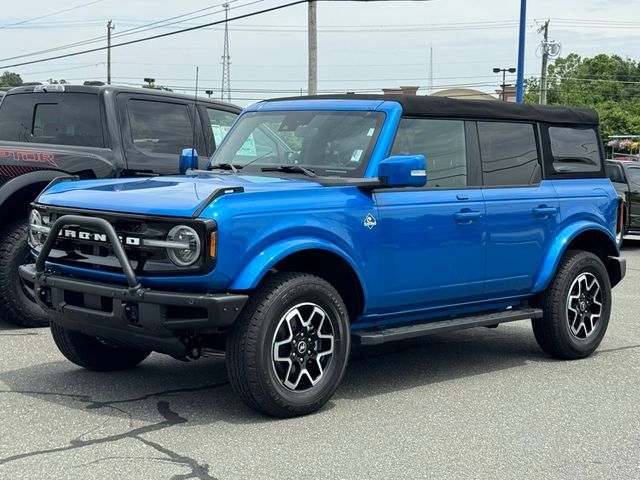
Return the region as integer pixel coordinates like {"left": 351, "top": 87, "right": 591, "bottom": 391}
{"left": 352, "top": 307, "right": 543, "bottom": 346}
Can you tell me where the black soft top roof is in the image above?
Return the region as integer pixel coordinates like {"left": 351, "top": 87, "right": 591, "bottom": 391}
{"left": 268, "top": 94, "right": 599, "bottom": 126}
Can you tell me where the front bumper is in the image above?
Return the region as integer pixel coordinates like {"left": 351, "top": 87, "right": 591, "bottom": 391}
{"left": 21, "top": 214, "right": 248, "bottom": 358}
{"left": 20, "top": 263, "right": 247, "bottom": 357}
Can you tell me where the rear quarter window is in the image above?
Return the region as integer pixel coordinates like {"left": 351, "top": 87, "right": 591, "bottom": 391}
{"left": 207, "top": 108, "right": 238, "bottom": 147}
{"left": 549, "top": 126, "right": 601, "bottom": 173}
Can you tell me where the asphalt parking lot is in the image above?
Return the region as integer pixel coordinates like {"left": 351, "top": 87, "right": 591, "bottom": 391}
{"left": 1, "top": 245, "right": 639, "bottom": 480}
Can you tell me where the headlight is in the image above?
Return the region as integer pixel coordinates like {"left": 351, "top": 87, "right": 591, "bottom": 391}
{"left": 166, "top": 225, "right": 201, "bottom": 267}
{"left": 28, "top": 209, "right": 49, "bottom": 248}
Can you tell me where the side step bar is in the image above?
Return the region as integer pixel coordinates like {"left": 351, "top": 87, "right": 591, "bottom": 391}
{"left": 352, "top": 307, "right": 543, "bottom": 346}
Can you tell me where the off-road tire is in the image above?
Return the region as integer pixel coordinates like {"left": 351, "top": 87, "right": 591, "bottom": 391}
{"left": 51, "top": 322, "right": 151, "bottom": 371}
{"left": 0, "top": 219, "right": 50, "bottom": 327}
{"left": 532, "top": 250, "right": 611, "bottom": 359}
{"left": 226, "top": 272, "right": 350, "bottom": 418}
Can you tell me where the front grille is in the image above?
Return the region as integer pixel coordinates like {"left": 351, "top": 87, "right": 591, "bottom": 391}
{"left": 35, "top": 206, "right": 214, "bottom": 276}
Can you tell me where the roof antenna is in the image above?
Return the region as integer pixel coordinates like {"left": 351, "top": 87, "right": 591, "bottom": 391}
{"left": 192, "top": 66, "right": 199, "bottom": 159}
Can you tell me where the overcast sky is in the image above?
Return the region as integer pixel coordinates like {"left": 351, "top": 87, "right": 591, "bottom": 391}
{"left": 2, "top": 0, "right": 640, "bottom": 106}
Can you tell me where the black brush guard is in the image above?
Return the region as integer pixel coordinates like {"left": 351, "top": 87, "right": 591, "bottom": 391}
{"left": 19, "top": 215, "right": 248, "bottom": 358}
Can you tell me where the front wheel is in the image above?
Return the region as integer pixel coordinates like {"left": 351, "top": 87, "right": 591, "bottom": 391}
{"left": 51, "top": 322, "right": 151, "bottom": 371}
{"left": 0, "top": 219, "right": 50, "bottom": 327}
{"left": 226, "top": 272, "right": 350, "bottom": 417}
{"left": 532, "top": 250, "right": 611, "bottom": 359}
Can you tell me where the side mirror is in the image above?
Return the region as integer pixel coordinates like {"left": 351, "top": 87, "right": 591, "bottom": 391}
{"left": 377, "top": 155, "right": 426, "bottom": 188}
{"left": 179, "top": 148, "right": 199, "bottom": 175}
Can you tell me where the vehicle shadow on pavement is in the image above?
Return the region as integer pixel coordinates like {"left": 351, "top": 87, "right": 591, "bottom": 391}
{"left": 0, "top": 320, "right": 34, "bottom": 331}
{"left": 622, "top": 238, "right": 640, "bottom": 250}
{"left": 0, "top": 323, "right": 546, "bottom": 424}
{"left": 338, "top": 323, "right": 547, "bottom": 400}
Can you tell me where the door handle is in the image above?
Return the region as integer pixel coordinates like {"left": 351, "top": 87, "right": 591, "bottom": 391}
{"left": 533, "top": 206, "right": 557, "bottom": 218}
{"left": 454, "top": 210, "right": 483, "bottom": 223}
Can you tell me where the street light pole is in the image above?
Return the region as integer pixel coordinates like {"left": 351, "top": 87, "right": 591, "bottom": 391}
{"left": 493, "top": 67, "right": 516, "bottom": 101}
{"left": 516, "top": 0, "right": 527, "bottom": 103}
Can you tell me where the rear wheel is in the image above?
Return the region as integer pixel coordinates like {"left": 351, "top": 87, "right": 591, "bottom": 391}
{"left": 0, "top": 219, "right": 50, "bottom": 327}
{"left": 51, "top": 322, "right": 151, "bottom": 371}
{"left": 532, "top": 250, "right": 611, "bottom": 359}
{"left": 226, "top": 272, "right": 350, "bottom": 417}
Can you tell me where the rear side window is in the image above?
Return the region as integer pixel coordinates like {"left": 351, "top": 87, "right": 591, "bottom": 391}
{"left": 478, "top": 122, "right": 540, "bottom": 186}
{"left": 207, "top": 108, "right": 237, "bottom": 147}
{"left": 391, "top": 118, "right": 467, "bottom": 187}
{"left": 549, "top": 127, "right": 601, "bottom": 173}
{"left": 0, "top": 93, "right": 103, "bottom": 147}
{"left": 127, "top": 99, "right": 193, "bottom": 155}
{"left": 605, "top": 163, "right": 625, "bottom": 183}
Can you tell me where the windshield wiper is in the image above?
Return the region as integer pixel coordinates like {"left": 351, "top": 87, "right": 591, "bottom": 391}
{"left": 261, "top": 165, "right": 317, "bottom": 177}
{"left": 209, "top": 162, "right": 241, "bottom": 173}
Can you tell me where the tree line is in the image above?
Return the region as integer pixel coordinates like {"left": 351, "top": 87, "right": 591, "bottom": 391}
{"left": 524, "top": 53, "right": 640, "bottom": 141}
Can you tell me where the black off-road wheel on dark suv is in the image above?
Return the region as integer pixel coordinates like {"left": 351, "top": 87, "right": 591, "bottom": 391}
{"left": 226, "top": 272, "right": 351, "bottom": 418}
{"left": 51, "top": 322, "right": 151, "bottom": 371}
{"left": 0, "top": 219, "right": 50, "bottom": 328}
{"left": 532, "top": 250, "right": 612, "bottom": 359}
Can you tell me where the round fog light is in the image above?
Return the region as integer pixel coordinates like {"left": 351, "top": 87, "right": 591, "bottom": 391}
{"left": 28, "top": 209, "right": 44, "bottom": 247}
{"left": 166, "top": 225, "right": 201, "bottom": 266}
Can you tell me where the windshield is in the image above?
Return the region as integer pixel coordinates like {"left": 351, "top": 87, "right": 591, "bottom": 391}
{"left": 209, "top": 110, "right": 385, "bottom": 177}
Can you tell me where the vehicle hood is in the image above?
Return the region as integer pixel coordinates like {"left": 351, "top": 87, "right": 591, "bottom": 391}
{"left": 37, "top": 174, "right": 323, "bottom": 217}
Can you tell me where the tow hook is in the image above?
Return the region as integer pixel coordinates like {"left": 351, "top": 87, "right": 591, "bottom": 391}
{"left": 122, "top": 302, "right": 139, "bottom": 324}
{"left": 37, "top": 287, "right": 52, "bottom": 308}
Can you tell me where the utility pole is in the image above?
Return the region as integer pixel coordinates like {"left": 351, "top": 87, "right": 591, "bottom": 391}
{"left": 220, "top": 3, "right": 231, "bottom": 102}
{"left": 308, "top": 0, "right": 317, "bottom": 95}
{"left": 428, "top": 46, "right": 433, "bottom": 95}
{"left": 539, "top": 19, "right": 550, "bottom": 104}
{"left": 107, "top": 20, "right": 115, "bottom": 84}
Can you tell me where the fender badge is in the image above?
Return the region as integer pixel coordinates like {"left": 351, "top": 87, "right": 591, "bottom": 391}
{"left": 364, "top": 213, "right": 377, "bottom": 229}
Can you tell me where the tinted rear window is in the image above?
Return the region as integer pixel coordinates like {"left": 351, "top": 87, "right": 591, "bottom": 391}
{"left": 550, "top": 126, "right": 601, "bottom": 173}
{"left": 0, "top": 92, "right": 103, "bottom": 147}
{"left": 478, "top": 121, "right": 540, "bottom": 186}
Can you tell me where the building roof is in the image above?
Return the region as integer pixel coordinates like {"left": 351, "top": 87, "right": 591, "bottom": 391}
{"left": 268, "top": 94, "right": 599, "bottom": 126}
{"left": 431, "top": 88, "right": 497, "bottom": 101}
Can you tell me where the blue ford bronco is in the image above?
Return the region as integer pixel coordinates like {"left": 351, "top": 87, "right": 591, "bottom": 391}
{"left": 20, "top": 95, "right": 626, "bottom": 417}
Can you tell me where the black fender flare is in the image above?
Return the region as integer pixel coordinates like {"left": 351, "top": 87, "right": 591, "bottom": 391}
{"left": 0, "top": 169, "right": 71, "bottom": 207}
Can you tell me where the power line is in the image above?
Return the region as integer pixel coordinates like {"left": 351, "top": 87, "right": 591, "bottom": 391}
{"left": 0, "top": 0, "right": 310, "bottom": 70}
{"left": 0, "top": 0, "right": 103, "bottom": 29}
{"left": 0, "top": 0, "right": 248, "bottom": 63}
